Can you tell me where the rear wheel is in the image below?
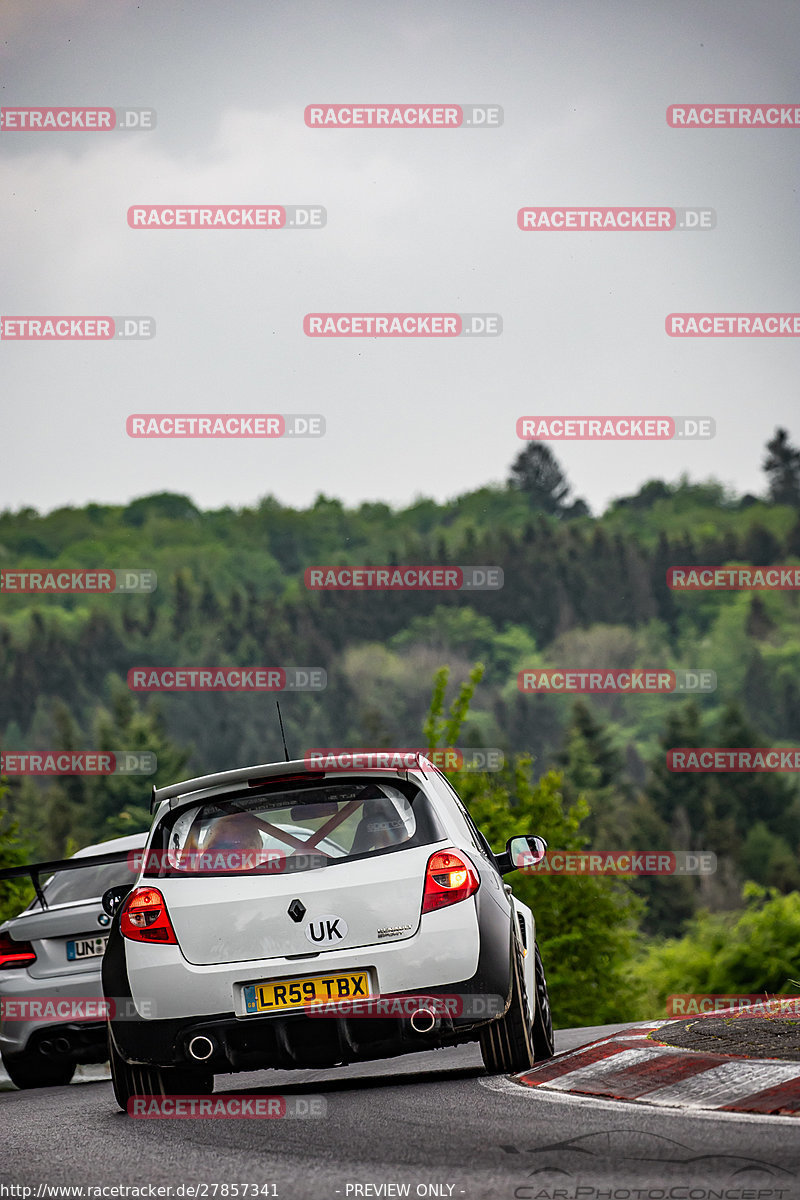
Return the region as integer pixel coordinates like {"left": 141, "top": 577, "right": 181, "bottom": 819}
{"left": 108, "top": 1028, "right": 213, "bottom": 1112}
{"left": 108, "top": 1029, "right": 135, "bottom": 1111}
{"left": 2, "top": 1050, "right": 75, "bottom": 1090}
{"left": 479, "top": 944, "right": 535, "bottom": 1074}
{"left": 531, "top": 941, "right": 555, "bottom": 1061}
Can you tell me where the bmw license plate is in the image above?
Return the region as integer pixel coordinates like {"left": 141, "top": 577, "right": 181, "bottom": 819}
{"left": 243, "top": 971, "right": 371, "bottom": 1014}
{"left": 66, "top": 936, "right": 108, "bottom": 961}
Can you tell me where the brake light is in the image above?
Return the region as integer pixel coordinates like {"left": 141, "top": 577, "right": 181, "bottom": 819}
{"left": 0, "top": 930, "right": 37, "bottom": 970}
{"left": 422, "top": 849, "right": 480, "bottom": 914}
{"left": 119, "top": 887, "right": 178, "bottom": 944}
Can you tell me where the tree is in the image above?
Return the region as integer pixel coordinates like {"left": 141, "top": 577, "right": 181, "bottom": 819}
{"left": 508, "top": 443, "right": 584, "bottom": 517}
{"left": 122, "top": 493, "right": 200, "bottom": 527}
{"left": 628, "top": 885, "right": 800, "bottom": 1019}
{"left": 745, "top": 595, "right": 776, "bottom": 640}
{"left": 611, "top": 480, "right": 674, "bottom": 512}
{"left": 742, "top": 523, "right": 781, "bottom": 566}
{"left": 556, "top": 701, "right": 632, "bottom": 843}
{"left": 0, "top": 781, "right": 35, "bottom": 922}
{"left": 763, "top": 428, "right": 800, "bottom": 507}
{"left": 645, "top": 700, "right": 800, "bottom": 915}
{"left": 740, "top": 822, "right": 800, "bottom": 892}
{"left": 646, "top": 701, "right": 707, "bottom": 830}
{"left": 557, "top": 701, "right": 695, "bottom": 937}
{"left": 86, "top": 679, "right": 190, "bottom": 839}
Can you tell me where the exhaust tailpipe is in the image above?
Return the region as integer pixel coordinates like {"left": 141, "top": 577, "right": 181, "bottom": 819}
{"left": 409, "top": 1008, "right": 439, "bottom": 1034}
{"left": 41, "top": 1036, "right": 70, "bottom": 1056}
{"left": 188, "top": 1035, "right": 215, "bottom": 1062}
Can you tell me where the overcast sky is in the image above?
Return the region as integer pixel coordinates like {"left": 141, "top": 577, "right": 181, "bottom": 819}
{"left": 1, "top": 0, "right": 798, "bottom": 517}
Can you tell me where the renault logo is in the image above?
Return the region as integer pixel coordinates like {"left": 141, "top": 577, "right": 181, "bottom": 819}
{"left": 288, "top": 899, "right": 306, "bottom": 923}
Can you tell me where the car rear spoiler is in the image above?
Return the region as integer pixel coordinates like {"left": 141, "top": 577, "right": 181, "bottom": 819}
{"left": 149, "top": 755, "right": 424, "bottom": 812}
{"left": 0, "top": 849, "right": 132, "bottom": 911}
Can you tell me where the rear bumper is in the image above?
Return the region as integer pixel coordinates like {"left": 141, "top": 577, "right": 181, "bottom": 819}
{"left": 109, "top": 974, "right": 505, "bottom": 1071}
{"left": 3, "top": 1021, "right": 107, "bottom": 1067}
{"left": 0, "top": 966, "right": 105, "bottom": 1060}
{"left": 106, "top": 890, "right": 515, "bottom": 1070}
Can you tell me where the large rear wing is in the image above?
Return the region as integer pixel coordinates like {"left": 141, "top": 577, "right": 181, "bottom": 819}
{"left": 0, "top": 849, "right": 132, "bottom": 910}
{"left": 149, "top": 755, "right": 426, "bottom": 813}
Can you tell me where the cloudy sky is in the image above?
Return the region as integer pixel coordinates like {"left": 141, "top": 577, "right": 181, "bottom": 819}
{"left": 1, "top": 0, "right": 798, "bottom": 516}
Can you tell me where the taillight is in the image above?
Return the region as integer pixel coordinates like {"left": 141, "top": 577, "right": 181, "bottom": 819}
{"left": 422, "top": 849, "right": 480, "bottom": 914}
{"left": 119, "top": 887, "right": 178, "bottom": 944}
{"left": 0, "top": 930, "right": 37, "bottom": 970}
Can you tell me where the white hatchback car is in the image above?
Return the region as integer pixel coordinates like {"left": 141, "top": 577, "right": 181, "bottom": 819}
{"left": 102, "top": 757, "right": 554, "bottom": 1109}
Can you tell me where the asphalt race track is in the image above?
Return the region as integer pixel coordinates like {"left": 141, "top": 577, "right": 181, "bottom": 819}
{"left": 2, "top": 1026, "right": 800, "bottom": 1198}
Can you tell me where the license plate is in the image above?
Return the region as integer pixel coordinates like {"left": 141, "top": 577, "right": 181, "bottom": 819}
{"left": 66, "top": 936, "right": 108, "bottom": 961}
{"left": 243, "top": 971, "right": 371, "bottom": 1014}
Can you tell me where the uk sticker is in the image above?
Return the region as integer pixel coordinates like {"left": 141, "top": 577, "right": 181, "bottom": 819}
{"left": 304, "top": 915, "right": 348, "bottom": 946}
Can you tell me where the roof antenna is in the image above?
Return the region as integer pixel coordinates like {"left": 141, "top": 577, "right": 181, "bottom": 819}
{"left": 276, "top": 701, "right": 290, "bottom": 762}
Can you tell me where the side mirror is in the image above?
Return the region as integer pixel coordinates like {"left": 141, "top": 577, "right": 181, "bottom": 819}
{"left": 102, "top": 883, "right": 134, "bottom": 917}
{"left": 495, "top": 834, "right": 547, "bottom": 876}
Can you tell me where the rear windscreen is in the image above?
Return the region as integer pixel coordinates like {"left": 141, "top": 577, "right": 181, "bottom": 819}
{"left": 29, "top": 857, "right": 134, "bottom": 909}
{"left": 146, "top": 777, "right": 444, "bottom": 877}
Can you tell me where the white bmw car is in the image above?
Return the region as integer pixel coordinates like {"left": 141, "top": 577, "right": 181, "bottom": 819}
{"left": 0, "top": 832, "right": 148, "bottom": 1088}
{"left": 102, "top": 756, "right": 554, "bottom": 1109}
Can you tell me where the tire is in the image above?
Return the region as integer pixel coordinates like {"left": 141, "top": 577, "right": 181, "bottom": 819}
{"left": 108, "top": 1028, "right": 213, "bottom": 1113}
{"left": 2, "top": 1050, "right": 75, "bottom": 1090}
{"left": 479, "top": 942, "right": 535, "bottom": 1074}
{"left": 108, "top": 1028, "right": 135, "bottom": 1111}
{"left": 531, "top": 941, "right": 555, "bottom": 1061}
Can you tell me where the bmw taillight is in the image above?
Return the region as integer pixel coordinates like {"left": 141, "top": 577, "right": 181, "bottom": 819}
{"left": 0, "top": 930, "right": 36, "bottom": 970}
{"left": 119, "top": 887, "right": 178, "bottom": 944}
{"left": 422, "top": 849, "right": 480, "bottom": 914}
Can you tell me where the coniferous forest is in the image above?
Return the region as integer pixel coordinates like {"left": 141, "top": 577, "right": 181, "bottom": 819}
{"left": 2, "top": 428, "right": 800, "bottom": 1021}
